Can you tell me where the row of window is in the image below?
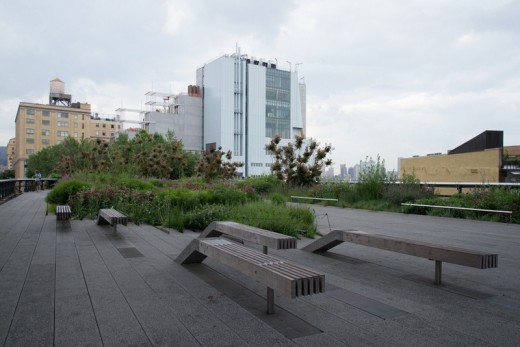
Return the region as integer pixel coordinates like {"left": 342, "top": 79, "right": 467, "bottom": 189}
{"left": 26, "top": 118, "right": 117, "bottom": 128}
{"left": 25, "top": 130, "right": 113, "bottom": 142}
{"left": 26, "top": 109, "right": 78, "bottom": 119}
{"left": 250, "top": 162, "right": 272, "bottom": 168}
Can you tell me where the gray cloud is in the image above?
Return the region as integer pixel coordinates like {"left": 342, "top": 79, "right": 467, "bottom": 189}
{"left": 1, "top": 0, "right": 518, "bottom": 171}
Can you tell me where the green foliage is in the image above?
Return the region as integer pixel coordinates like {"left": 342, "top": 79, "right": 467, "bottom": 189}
{"left": 183, "top": 205, "right": 229, "bottom": 231}
{"left": 213, "top": 184, "right": 248, "bottom": 205}
{"left": 46, "top": 179, "right": 91, "bottom": 205}
{"left": 356, "top": 155, "right": 387, "bottom": 200}
{"left": 228, "top": 202, "right": 316, "bottom": 238}
{"left": 0, "top": 169, "right": 14, "bottom": 179}
{"left": 196, "top": 146, "right": 243, "bottom": 181}
{"left": 269, "top": 192, "right": 287, "bottom": 205}
{"left": 236, "top": 175, "right": 281, "bottom": 194}
{"left": 266, "top": 134, "right": 333, "bottom": 187}
{"left": 27, "top": 130, "right": 191, "bottom": 179}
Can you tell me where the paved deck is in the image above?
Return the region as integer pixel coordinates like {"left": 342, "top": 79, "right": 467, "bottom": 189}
{"left": 1, "top": 192, "right": 520, "bottom": 346}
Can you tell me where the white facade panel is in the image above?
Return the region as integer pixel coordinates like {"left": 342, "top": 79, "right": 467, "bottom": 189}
{"left": 246, "top": 64, "right": 267, "bottom": 176}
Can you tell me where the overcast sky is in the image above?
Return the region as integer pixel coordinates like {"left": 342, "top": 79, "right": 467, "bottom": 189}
{"left": 1, "top": 0, "right": 519, "bottom": 171}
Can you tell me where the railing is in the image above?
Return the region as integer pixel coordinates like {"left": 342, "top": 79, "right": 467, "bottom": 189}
{"left": 0, "top": 178, "right": 58, "bottom": 201}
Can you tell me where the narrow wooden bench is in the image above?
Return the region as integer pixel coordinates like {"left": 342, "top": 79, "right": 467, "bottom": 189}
{"left": 199, "top": 221, "right": 297, "bottom": 254}
{"left": 176, "top": 238, "right": 325, "bottom": 314}
{"left": 303, "top": 229, "right": 498, "bottom": 285}
{"left": 401, "top": 203, "right": 513, "bottom": 223}
{"left": 96, "top": 208, "right": 128, "bottom": 235}
{"left": 56, "top": 205, "right": 72, "bottom": 221}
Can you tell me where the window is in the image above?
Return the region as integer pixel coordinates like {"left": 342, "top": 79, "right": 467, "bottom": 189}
{"left": 58, "top": 112, "right": 69, "bottom": 118}
{"left": 26, "top": 118, "right": 35, "bottom": 124}
{"left": 57, "top": 140, "right": 62, "bottom": 145}
{"left": 42, "top": 110, "right": 50, "bottom": 116}
{"left": 73, "top": 114, "right": 78, "bottom": 119}
{"left": 102, "top": 124, "right": 106, "bottom": 128}
{"left": 265, "top": 69, "right": 291, "bottom": 139}
{"left": 26, "top": 138, "right": 35, "bottom": 144}
{"left": 73, "top": 132, "right": 78, "bottom": 138}
{"left": 82, "top": 123, "right": 84, "bottom": 129}
{"left": 27, "top": 108, "right": 35, "bottom": 115}
{"left": 42, "top": 119, "right": 50, "bottom": 125}
{"left": 41, "top": 139, "right": 50, "bottom": 145}
{"left": 57, "top": 121, "right": 69, "bottom": 127}
{"left": 95, "top": 130, "right": 99, "bottom": 136}
{"left": 26, "top": 149, "right": 34, "bottom": 155}
{"left": 42, "top": 129, "right": 50, "bottom": 136}
{"left": 111, "top": 124, "right": 114, "bottom": 129}
{"left": 74, "top": 122, "right": 78, "bottom": 128}
{"left": 57, "top": 131, "right": 69, "bottom": 137}
{"left": 26, "top": 128, "right": 35, "bottom": 134}
{"left": 96, "top": 124, "right": 99, "bottom": 127}
{"left": 102, "top": 132, "right": 106, "bottom": 136}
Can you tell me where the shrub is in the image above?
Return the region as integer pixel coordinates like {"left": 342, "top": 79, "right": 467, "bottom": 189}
{"left": 183, "top": 205, "right": 229, "bottom": 231}
{"left": 237, "top": 175, "right": 281, "bottom": 194}
{"left": 229, "top": 202, "right": 316, "bottom": 238}
{"left": 269, "top": 192, "right": 287, "bottom": 205}
{"left": 46, "top": 179, "right": 91, "bottom": 205}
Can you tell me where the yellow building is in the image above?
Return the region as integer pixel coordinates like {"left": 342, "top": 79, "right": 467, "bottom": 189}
{"left": 399, "top": 131, "right": 520, "bottom": 194}
{"left": 7, "top": 138, "right": 16, "bottom": 170}
{"left": 13, "top": 79, "right": 123, "bottom": 178}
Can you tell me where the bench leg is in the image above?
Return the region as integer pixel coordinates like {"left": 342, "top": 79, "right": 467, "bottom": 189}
{"left": 113, "top": 224, "right": 117, "bottom": 236}
{"left": 435, "top": 260, "right": 442, "bottom": 285}
{"left": 263, "top": 245, "right": 268, "bottom": 255}
{"left": 267, "top": 287, "right": 275, "bottom": 314}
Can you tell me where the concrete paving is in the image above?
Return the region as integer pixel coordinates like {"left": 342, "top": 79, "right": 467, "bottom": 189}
{"left": 1, "top": 192, "right": 520, "bottom": 346}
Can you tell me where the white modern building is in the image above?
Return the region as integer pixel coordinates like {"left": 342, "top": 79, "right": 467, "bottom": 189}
{"left": 197, "top": 49, "right": 306, "bottom": 177}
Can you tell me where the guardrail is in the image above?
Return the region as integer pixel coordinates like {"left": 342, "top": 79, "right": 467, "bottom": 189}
{"left": 401, "top": 202, "right": 513, "bottom": 223}
{"left": 0, "top": 178, "right": 58, "bottom": 201}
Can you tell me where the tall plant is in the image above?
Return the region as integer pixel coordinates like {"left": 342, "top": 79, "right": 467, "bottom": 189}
{"left": 266, "top": 134, "right": 332, "bottom": 186}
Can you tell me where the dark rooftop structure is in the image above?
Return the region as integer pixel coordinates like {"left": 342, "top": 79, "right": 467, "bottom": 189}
{"left": 448, "top": 130, "right": 504, "bottom": 155}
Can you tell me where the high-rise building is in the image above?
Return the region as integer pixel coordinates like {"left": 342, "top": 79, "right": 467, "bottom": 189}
{"left": 13, "top": 78, "right": 123, "bottom": 178}
{"left": 196, "top": 49, "right": 306, "bottom": 177}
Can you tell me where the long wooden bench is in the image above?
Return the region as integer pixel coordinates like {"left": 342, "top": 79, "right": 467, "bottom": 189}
{"left": 176, "top": 238, "right": 325, "bottom": 314}
{"left": 96, "top": 208, "right": 128, "bottom": 235}
{"left": 200, "top": 221, "right": 297, "bottom": 254}
{"left": 56, "top": 205, "right": 72, "bottom": 221}
{"left": 303, "top": 229, "right": 498, "bottom": 285}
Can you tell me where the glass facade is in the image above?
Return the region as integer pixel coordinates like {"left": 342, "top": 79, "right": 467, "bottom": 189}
{"left": 265, "top": 69, "right": 290, "bottom": 139}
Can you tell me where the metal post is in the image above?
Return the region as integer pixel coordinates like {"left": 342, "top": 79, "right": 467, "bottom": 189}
{"left": 263, "top": 245, "right": 268, "bottom": 254}
{"left": 267, "top": 287, "right": 274, "bottom": 314}
{"left": 435, "top": 260, "right": 442, "bottom": 285}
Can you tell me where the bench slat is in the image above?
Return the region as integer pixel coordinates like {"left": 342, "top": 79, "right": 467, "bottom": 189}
{"left": 56, "top": 205, "right": 71, "bottom": 221}
{"left": 176, "top": 238, "right": 324, "bottom": 298}
{"left": 200, "top": 221, "right": 297, "bottom": 250}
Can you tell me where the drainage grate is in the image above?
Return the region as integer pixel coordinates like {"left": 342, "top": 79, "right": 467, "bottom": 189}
{"left": 118, "top": 247, "right": 144, "bottom": 258}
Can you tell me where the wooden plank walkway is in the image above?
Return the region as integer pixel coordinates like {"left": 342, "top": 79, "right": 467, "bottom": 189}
{"left": 1, "top": 191, "right": 520, "bottom": 346}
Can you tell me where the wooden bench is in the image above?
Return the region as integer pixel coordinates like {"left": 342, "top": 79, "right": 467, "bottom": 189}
{"left": 303, "top": 229, "right": 498, "bottom": 285}
{"left": 176, "top": 238, "right": 325, "bottom": 314}
{"left": 56, "top": 205, "right": 72, "bottom": 221}
{"left": 199, "top": 221, "right": 297, "bottom": 254}
{"left": 401, "top": 203, "right": 513, "bottom": 223}
{"left": 96, "top": 208, "right": 128, "bottom": 235}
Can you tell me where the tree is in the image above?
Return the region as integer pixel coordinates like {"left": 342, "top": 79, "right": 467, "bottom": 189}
{"left": 196, "top": 146, "right": 243, "bottom": 181}
{"left": 266, "top": 134, "right": 333, "bottom": 186}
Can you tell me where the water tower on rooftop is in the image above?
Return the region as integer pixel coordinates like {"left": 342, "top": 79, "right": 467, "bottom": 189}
{"left": 49, "top": 78, "right": 72, "bottom": 106}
